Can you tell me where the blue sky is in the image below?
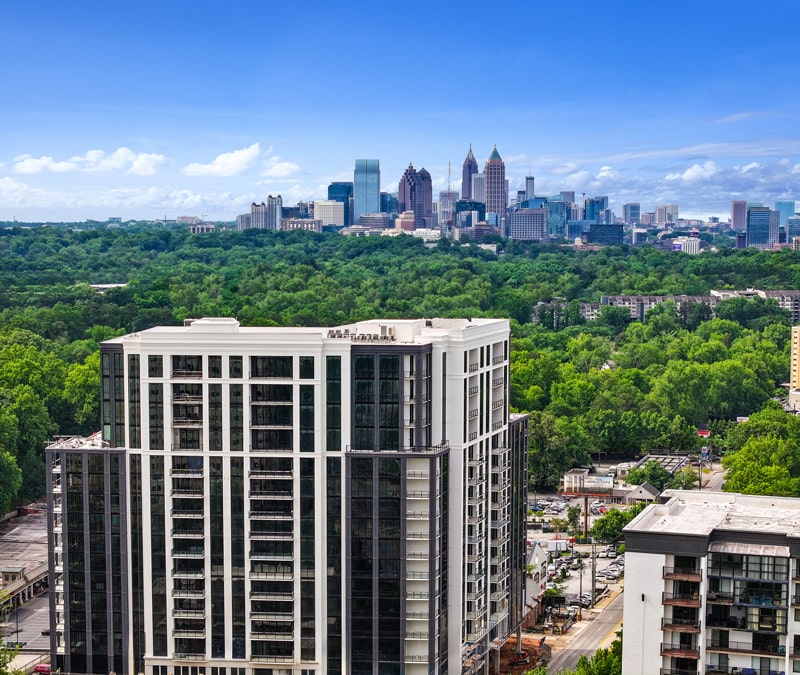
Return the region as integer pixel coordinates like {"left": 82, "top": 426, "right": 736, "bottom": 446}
{"left": 2, "top": 1, "right": 799, "bottom": 222}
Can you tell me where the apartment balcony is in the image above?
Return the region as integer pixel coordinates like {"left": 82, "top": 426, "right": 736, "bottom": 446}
{"left": 407, "top": 490, "right": 431, "bottom": 499}
{"left": 171, "top": 508, "right": 204, "bottom": 518}
{"left": 250, "top": 591, "right": 294, "bottom": 601}
{"left": 249, "top": 490, "right": 293, "bottom": 499}
{"left": 469, "top": 363, "right": 480, "bottom": 372}
{"left": 492, "top": 377, "right": 504, "bottom": 387}
{"left": 250, "top": 571, "right": 293, "bottom": 580}
{"left": 468, "top": 409, "right": 479, "bottom": 420}
{"left": 492, "top": 355, "right": 504, "bottom": 365}
{"left": 706, "top": 591, "right": 734, "bottom": 604}
{"left": 248, "top": 469, "right": 293, "bottom": 479}
{"left": 407, "top": 611, "right": 429, "bottom": 620}
{"left": 658, "top": 669, "right": 698, "bottom": 675}
{"left": 491, "top": 399, "right": 504, "bottom": 410}
{"left": 407, "top": 571, "right": 429, "bottom": 581}
{"left": 169, "top": 529, "right": 205, "bottom": 539}
{"left": 660, "top": 643, "right": 700, "bottom": 659}
{"left": 662, "top": 592, "right": 702, "bottom": 608}
{"left": 171, "top": 468, "right": 204, "bottom": 477}
{"left": 469, "top": 385, "right": 480, "bottom": 396}
{"left": 491, "top": 420, "right": 504, "bottom": 431}
{"left": 406, "top": 531, "right": 430, "bottom": 539}
{"left": 173, "top": 653, "right": 205, "bottom": 661}
{"left": 407, "top": 511, "right": 430, "bottom": 520}
{"left": 172, "top": 369, "right": 203, "bottom": 379}
{"left": 172, "top": 609, "right": 206, "bottom": 619}
{"left": 250, "top": 552, "right": 294, "bottom": 561}
{"left": 705, "top": 638, "right": 785, "bottom": 657}
{"left": 405, "top": 654, "right": 430, "bottom": 663}
{"left": 661, "top": 617, "right": 701, "bottom": 632}
{"left": 171, "top": 547, "right": 204, "bottom": 558}
{"left": 468, "top": 431, "right": 479, "bottom": 441}
{"left": 172, "top": 393, "right": 203, "bottom": 402}
{"left": 407, "top": 591, "right": 429, "bottom": 601}
{"left": 250, "top": 612, "right": 293, "bottom": 621}
{"left": 173, "top": 417, "right": 203, "bottom": 427}
{"left": 171, "top": 589, "right": 205, "bottom": 599}
{"left": 173, "top": 629, "right": 206, "bottom": 638}
{"left": 249, "top": 510, "right": 293, "bottom": 520}
{"left": 406, "top": 551, "right": 429, "bottom": 560}
{"left": 407, "top": 470, "right": 430, "bottom": 479}
{"left": 250, "top": 656, "right": 293, "bottom": 664}
{"left": 171, "top": 568, "right": 205, "bottom": 579}
{"left": 405, "top": 631, "right": 428, "bottom": 640}
{"left": 249, "top": 531, "right": 293, "bottom": 541}
{"left": 171, "top": 488, "right": 204, "bottom": 498}
{"left": 663, "top": 566, "right": 702, "bottom": 582}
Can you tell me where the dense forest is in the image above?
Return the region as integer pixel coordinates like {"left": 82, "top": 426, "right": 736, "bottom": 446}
{"left": 1, "top": 223, "right": 799, "bottom": 511}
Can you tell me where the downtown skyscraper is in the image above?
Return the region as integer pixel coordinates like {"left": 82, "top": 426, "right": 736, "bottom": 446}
{"left": 398, "top": 163, "right": 433, "bottom": 229}
{"left": 353, "top": 160, "right": 380, "bottom": 225}
{"left": 483, "top": 146, "right": 506, "bottom": 223}
{"left": 461, "top": 146, "right": 478, "bottom": 200}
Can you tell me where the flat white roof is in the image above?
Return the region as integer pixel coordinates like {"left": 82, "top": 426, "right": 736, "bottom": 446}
{"left": 625, "top": 489, "right": 800, "bottom": 537}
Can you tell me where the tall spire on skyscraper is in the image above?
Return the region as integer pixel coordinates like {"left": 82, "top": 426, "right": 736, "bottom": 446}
{"left": 461, "top": 144, "right": 478, "bottom": 200}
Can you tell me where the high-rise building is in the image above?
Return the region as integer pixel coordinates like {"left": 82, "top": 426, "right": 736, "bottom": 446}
{"left": 790, "top": 326, "right": 800, "bottom": 410}
{"left": 622, "top": 489, "right": 800, "bottom": 675}
{"left": 776, "top": 200, "right": 797, "bottom": 226}
{"left": 747, "top": 205, "right": 779, "bottom": 250}
{"left": 438, "top": 189, "right": 459, "bottom": 228}
{"left": 524, "top": 176, "right": 535, "bottom": 201}
{"left": 484, "top": 146, "right": 506, "bottom": 223}
{"left": 560, "top": 191, "right": 575, "bottom": 204}
{"left": 586, "top": 222, "right": 623, "bottom": 246}
{"left": 398, "top": 163, "right": 433, "bottom": 229}
{"left": 507, "top": 208, "right": 548, "bottom": 241}
{"left": 328, "top": 182, "right": 354, "bottom": 228}
{"left": 353, "top": 160, "right": 380, "bottom": 224}
{"left": 313, "top": 200, "right": 345, "bottom": 228}
{"left": 623, "top": 203, "right": 641, "bottom": 225}
{"left": 471, "top": 173, "right": 485, "bottom": 204}
{"left": 49, "top": 318, "right": 527, "bottom": 675}
{"left": 265, "top": 195, "right": 283, "bottom": 230}
{"left": 461, "top": 145, "right": 478, "bottom": 199}
{"left": 250, "top": 202, "right": 267, "bottom": 229}
{"left": 731, "top": 200, "right": 748, "bottom": 230}
{"left": 236, "top": 213, "right": 251, "bottom": 230}
{"left": 583, "top": 196, "right": 609, "bottom": 223}
{"left": 380, "top": 192, "right": 399, "bottom": 215}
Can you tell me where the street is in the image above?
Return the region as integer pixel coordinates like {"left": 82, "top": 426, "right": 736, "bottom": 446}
{"left": 1, "top": 593, "right": 51, "bottom": 651}
{"left": 546, "top": 591, "right": 624, "bottom": 673}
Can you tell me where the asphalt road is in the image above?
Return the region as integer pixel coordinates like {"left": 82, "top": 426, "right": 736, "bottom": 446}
{"left": 546, "top": 592, "right": 624, "bottom": 673}
{"left": 1, "top": 593, "right": 51, "bottom": 651}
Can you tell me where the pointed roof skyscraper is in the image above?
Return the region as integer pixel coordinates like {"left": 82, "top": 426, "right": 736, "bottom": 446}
{"left": 484, "top": 145, "right": 506, "bottom": 221}
{"left": 462, "top": 145, "right": 478, "bottom": 200}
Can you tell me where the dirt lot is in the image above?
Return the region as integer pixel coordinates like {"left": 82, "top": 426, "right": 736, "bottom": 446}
{"left": 492, "top": 634, "right": 549, "bottom": 674}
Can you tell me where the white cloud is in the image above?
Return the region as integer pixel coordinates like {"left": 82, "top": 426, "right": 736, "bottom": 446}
{"left": 14, "top": 154, "right": 77, "bottom": 174}
{"left": 596, "top": 165, "right": 618, "bottom": 180}
{"left": 182, "top": 142, "right": 260, "bottom": 177}
{"left": 12, "top": 147, "right": 167, "bottom": 175}
{"left": 665, "top": 161, "right": 719, "bottom": 183}
{"left": 262, "top": 156, "right": 301, "bottom": 178}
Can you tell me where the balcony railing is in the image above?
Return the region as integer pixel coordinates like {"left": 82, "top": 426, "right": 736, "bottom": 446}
{"left": 705, "top": 638, "right": 785, "bottom": 656}
{"left": 661, "top": 617, "right": 700, "bottom": 631}
{"left": 660, "top": 642, "right": 700, "bottom": 658}
{"left": 662, "top": 592, "right": 702, "bottom": 607}
{"left": 663, "top": 566, "right": 702, "bottom": 581}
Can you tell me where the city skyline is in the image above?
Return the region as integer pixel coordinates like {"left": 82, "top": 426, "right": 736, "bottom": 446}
{"left": 2, "top": 2, "right": 800, "bottom": 222}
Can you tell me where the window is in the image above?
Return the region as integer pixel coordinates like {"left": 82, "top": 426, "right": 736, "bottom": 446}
{"left": 229, "top": 356, "right": 243, "bottom": 378}
{"left": 148, "top": 355, "right": 163, "bottom": 378}
{"left": 299, "top": 356, "right": 314, "bottom": 379}
{"left": 251, "top": 356, "right": 292, "bottom": 378}
{"left": 209, "top": 355, "right": 222, "bottom": 378}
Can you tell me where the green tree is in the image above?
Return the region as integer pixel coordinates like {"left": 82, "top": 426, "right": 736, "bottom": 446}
{"left": 566, "top": 505, "right": 582, "bottom": 536}
{"left": 0, "top": 452, "right": 22, "bottom": 515}
{"left": 0, "top": 635, "right": 20, "bottom": 675}
{"left": 625, "top": 460, "right": 674, "bottom": 491}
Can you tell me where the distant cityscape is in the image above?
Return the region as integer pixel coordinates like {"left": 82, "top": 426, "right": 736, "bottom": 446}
{"left": 136, "top": 146, "right": 800, "bottom": 252}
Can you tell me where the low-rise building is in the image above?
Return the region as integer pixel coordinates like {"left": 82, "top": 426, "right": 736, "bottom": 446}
{"left": 622, "top": 490, "right": 800, "bottom": 675}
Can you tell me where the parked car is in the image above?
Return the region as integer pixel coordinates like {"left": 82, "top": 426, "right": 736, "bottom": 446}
{"left": 34, "top": 665, "right": 51, "bottom": 675}
{"left": 41, "top": 628, "right": 50, "bottom": 635}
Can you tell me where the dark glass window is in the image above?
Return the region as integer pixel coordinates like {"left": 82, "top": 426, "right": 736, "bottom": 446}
{"left": 230, "top": 384, "right": 243, "bottom": 452}
{"left": 209, "top": 355, "right": 222, "bottom": 378}
{"left": 299, "top": 356, "right": 314, "bottom": 379}
{"left": 251, "top": 356, "right": 292, "bottom": 378}
{"left": 229, "top": 356, "right": 243, "bottom": 378}
{"left": 148, "top": 355, "right": 163, "bottom": 378}
{"left": 128, "top": 354, "right": 141, "bottom": 448}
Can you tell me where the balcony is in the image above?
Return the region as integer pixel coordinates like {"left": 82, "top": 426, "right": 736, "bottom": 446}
{"left": 705, "top": 638, "right": 785, "bottom": 656}
{"left": 172, "top": 393, "right": 203, "bottom": 402}
{"left": 469, "top": 386, "right": 480, "bottom": 396}
{"left": 659, "top": 669, "right": 698, "bottom": 675}
{"left": 171, "top": 547, "right": 204, "bottom": 558}
{"left": 250, "top": 655, "right": 293, "bottom": 664}
{"left": 173, "top": 609, "right": 205, "bottom": 618}
{"left": 660, "top": 643, "right": 700, "bottom": 659}
{"left": 469, "top": 363, "right": 480, "bottom": 372}
{"left": 173, "top": 653, "right": 205, "bottom": 661}
{"left": 492, "top": 377, "right": 504, "bottom": 387}
{"left": 173, "top": 417, "right": 203, "bottom": 427}
{"left": 661, "top": 617, "right": 700, "bottom": 632}
{"left": 249, "top": 490, "right": 293, "bottom": 499}
{"left": 492, "top": 355, "right": 504, "bottom": 365}
{"left": 706, "top": 591, "right": 734, "bottom": 604}
{"left": 491, "top": 399, "right": 504, "bottom": 410}
{"left": 172, "top": 369, "right": 203, "bottom": 379}
{"left": 663, "top": 566, "right": 702, "bottom": 582}
{"left": 662, "top": 592, "right": 702, "bottom": 608}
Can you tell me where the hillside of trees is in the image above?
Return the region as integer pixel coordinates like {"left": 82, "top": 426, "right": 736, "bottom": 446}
{"left": 0, "top": 223, "right": 799, "bottom": 509}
